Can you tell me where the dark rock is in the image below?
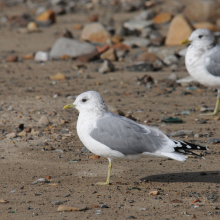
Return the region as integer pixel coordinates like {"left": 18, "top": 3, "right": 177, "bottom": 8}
{"left": 101, "top": 204, "right": 109, "bottom": 208}
{"left": 126, "top": 216, "right": 136, "bottom": 219}
{"left": 125, "top": 63, "right": 155, "bottom": 72}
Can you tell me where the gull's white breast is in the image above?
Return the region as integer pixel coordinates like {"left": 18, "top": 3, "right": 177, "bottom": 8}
{"left": 76, "top": 112, "right": 125, "bottom": 160}
{"left": 186, "top": 45, "right": 220, "bottom": 88}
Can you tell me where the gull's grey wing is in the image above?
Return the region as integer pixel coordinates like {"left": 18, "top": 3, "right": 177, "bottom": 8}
{"left": 90, "top": 113, "right": 171, "bottom": 155}
{"left": 205, "top": 45, "right": 220, "bottom": 77}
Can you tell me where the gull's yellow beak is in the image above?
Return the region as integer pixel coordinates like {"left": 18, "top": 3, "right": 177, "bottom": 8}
{"left": 180, "top": 39, "right": 191, "bottom": 45}
{"left": 63, "top": 104, "right": 76, "bottom": 109}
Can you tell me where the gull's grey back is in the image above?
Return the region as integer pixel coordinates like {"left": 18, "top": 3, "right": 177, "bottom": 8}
{"left": 90, "top": 113, "right": 170, "bottom": 155}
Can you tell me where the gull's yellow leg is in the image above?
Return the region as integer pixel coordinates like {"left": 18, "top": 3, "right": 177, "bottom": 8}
{"left": 200, "top": 90, "right": 220, "bottom": 116}
{"left": 96, "top": 160, "right": 112, "bottom": 185}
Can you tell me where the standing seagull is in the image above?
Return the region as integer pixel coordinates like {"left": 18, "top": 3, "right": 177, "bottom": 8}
{"left": 64, "top": 91, "right": 207, "bottom": 185}
{"left": 181, "top": 28, "right": 220, "bottom": 116}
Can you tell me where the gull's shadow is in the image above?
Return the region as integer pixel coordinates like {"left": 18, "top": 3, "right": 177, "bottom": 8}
{"left": 140, "top": 171, "right": 220, "bottom": 183}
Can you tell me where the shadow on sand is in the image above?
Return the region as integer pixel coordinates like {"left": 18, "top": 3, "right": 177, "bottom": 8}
{"left": 140, "top": 171, "right": 220, "bottom": 183}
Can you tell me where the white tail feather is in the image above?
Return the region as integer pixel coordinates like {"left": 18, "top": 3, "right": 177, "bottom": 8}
{"left": 160, "top": 152, "right": 188, "bottom": 162}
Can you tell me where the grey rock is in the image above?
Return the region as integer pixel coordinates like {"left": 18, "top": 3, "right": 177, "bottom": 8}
{"left": 31, "top": 178, "right": 50, "bottom": 185}
{"left": 99, "top": 60, "right": 115, "bottom": 74}
{"left": 60, "top": 129, "right": 69, "bottom": 134}
{"left": 39, "top": 115, "right": 50, "bottom": 126}
{"left": 178, "top": 48, "right": 187, "bottom": 57}
{"left": 168, "top": 73, "right": 178, "bottom": 81}
{"left": 50, "top": 37, "right": 96, "bottom": 59}
{"left": 123, "top": 37, "right": 150, "bottom": 48}
{"left": 123, "top": 20, "right": 153, "bottom": 31}
{"left": 194, "top": 133, "right": 203, "bottom": 138}
{"left": 50, "top": 0, "right": 65, "bottom": 6}
{"left": 35, "top": 6, "right": 46, "bottom": 16}
{"left": 51, "top": 200, "right": 64, "bottom": 205}
{"left": 207, "top": 138, "right": 220, "bottom": 144}
{"left": 148, "top": 46, "right": 160, "bottom": 54}
{"left": 155, "top": 47, "right": 176, "bottom": 60}
{"left": 153, "top": 59, "right": 164, "bottom": 69}
{"left": 133, "top": 10, "right": 155, "bottom": 20}
{"left": 167, "top": 130, "right": 193, "bottom": 137}
{"left": 163, "top": 55, "right": 179, "bottom": 65}
{"left": 140, "top": 27, "right": 152, "bottom": 38}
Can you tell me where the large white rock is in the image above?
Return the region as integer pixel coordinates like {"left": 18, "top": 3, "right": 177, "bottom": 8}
{"left": 49, "top": 37, "right": 97, "bottom": 59}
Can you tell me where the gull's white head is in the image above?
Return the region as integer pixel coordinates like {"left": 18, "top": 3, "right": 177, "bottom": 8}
{"left": 188, "top": 28, "right": 215, "bottom": 49}
{"left": 64, "top": 91, "right": 108, "bottom": 114}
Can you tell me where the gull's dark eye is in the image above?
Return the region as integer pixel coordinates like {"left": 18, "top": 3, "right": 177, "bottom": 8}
{"left": 82, "top": 98, "right": 87, "bottom": 102}
{"left": 198, "top": 35, "right": 203, "bottom": 39}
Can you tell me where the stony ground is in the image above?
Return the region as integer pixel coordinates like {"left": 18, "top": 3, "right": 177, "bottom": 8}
{"left": 0, "top": 1, "right": 220, "bottom": 220}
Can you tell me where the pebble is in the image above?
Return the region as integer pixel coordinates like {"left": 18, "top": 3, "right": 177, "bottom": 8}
{"left": 7, "top": 105, "right": 13, "bottom": 111}
{"left": 98, "top": 60, "right": 115, "bottom": 74}
{"left": 58, "top": 28, "right": 73, "bottom": 39}
{"left": 18, "top": 131, "right": 27, "bottom": 137}
{"left": 38, "top": 115, "right": 50, "bottom": 126}
{"left": 49, "top": 37, "right": 96, "bottom": 59}
{"left": 133, "top": 10, "right": 155, "bottom": 21}
{"left": 123, "top": 20, "right": 153, "bottom": 32}
{"left": 52, "top": 200, "right": 64, "bottom": 205}
{"left": 100, "top": 204, "right": 109, "bottom": 208}
{"left": 100, "top": 48, "right": 117, "bottom": 61}
{"left": 207, "top": 138, "right": 220, "bottom": 144}
{"left": 149, "top": 190, "right": 160, "bottom": 196}
{"left": 194, "top": 133, "right": 203, "bottom": 138}
{"left": 27, "top": 21, "right": 39, "bottom": 32}
{"left": 5, "top": 55, "right": 18, "bottom": 62}
{"left": 50, "top": 73, "right": 65, "bottom": 80}
{"left": 163, "top": 55, "right": 179, "bottom": 65}
{"left": 200, "top": 107, "right": 213, "bottom": 112}
{"left": 135, "top": 51, "right": 158, "bottom": 63}
{"left": 35, "top": 10, "right": 56, "bottom": 26}
{"left": 165, "top": 14, "right": 193, "bottom": 46}
{"left": 126, "top": 216, "right": 136, "bottom": 219}
{"left": 126, "top": 63, "right": 155, "bottom": 72}
{"left": 31, "top": 178, "right": 50, "bottom": 185}
{"left": 167, "top": 130, "right": 193, "bottom": 137}
{"left": 77, "top": 51, "right": 99, "bottom": 62}
{"left": 153, "top": 12, "right": 173, "bottom": 24}
{"left": 80, "top": 22, "right": 111, "bottom": 44}
{"left": 123, "top": 37, "right": 150, "bottom": 48}
{"left": 34, "top": 51, "right": 49, "bottom": 62}
{"left": 6, "top": 132, "right": 17, "bottom": 139}
{"left": 168, "top": 73, "right": 178, "bottom": 81}
{"left": 183, "top": 0, "right": 220, "bottom": 23}
{"left": 22, "top": 53, "right": 34, "bottom": 60}
{"left": 198, "top": 119, "right": 207, "bottom": 124}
